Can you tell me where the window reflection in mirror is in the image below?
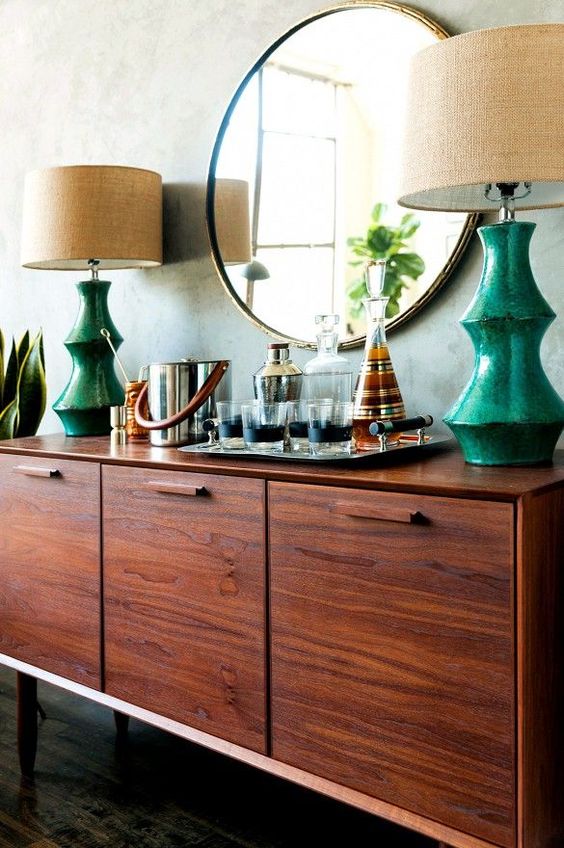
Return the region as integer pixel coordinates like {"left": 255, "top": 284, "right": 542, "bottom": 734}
{"left": 211, "top": 5, "right": 477, "bottom": 347}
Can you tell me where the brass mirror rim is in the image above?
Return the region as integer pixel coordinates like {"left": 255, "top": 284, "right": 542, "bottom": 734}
{"left": 206, "top": 0, "right": 480, "bottom": 350}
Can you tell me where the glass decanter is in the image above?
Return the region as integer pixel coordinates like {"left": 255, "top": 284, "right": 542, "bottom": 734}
{"left": 303, "top": 314, "right": 353, "bottom": 402}
{"left": 352, "top": 260, "right": 406, "bottom": 449}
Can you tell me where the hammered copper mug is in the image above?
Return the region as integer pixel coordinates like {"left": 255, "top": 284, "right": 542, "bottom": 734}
{"left": 125, "top": 380, "right": 149, "bottom": 441}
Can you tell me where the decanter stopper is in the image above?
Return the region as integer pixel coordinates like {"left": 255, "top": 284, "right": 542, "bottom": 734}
{"left": 366, "top": 259, "right": 386, "bottom": 297}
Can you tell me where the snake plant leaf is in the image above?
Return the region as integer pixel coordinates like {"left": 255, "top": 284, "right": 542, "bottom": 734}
{"left": 17, "top": 330, "right": 30, "bottom": 367}
{"left": 0, "top": 398, "right": 18, "bottom": 441}
{"left": 0, "top": 329, "right": 4, "bottom": 409}
{"left": 16, "top": 331, "right": 47, "bottom": 438}
{"left": 3, "top": 338, "right": 18, "bottom": 408}
{"left": 38, "top": 328, "right": 45, "bottom": 370}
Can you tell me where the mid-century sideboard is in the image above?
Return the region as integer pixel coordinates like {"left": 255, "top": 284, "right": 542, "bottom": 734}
{"left": 0, "top": 434, "right": 562, "bottom": 848}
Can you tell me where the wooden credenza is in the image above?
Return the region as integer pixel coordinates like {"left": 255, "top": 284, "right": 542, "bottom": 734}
{"left": 0, "top": 435, "right": 562, "bottom": 848}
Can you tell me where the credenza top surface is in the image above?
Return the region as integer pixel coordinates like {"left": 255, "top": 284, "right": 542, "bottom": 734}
{"left": 1, "top": 433, "right": 564, "bottom": 501}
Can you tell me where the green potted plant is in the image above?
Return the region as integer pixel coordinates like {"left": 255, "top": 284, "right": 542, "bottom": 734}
{"left": 347, "top": 203, "right": 426, "bottom": 319}
{"left": 0, "top": 329, "right": 47, "bottom": 439}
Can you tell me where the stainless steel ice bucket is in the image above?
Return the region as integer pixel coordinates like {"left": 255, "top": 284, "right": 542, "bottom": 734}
{"left": 135, "top": 359, "right": 231, "bottom": 447}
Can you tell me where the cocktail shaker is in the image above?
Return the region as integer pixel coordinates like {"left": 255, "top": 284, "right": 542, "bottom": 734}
{"left": 253, "top": 343, "right": 303, "bottom": 402}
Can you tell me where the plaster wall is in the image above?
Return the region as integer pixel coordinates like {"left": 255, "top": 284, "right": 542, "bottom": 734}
{"left": 1, "top": 0, "right": 563, "bottom": 435}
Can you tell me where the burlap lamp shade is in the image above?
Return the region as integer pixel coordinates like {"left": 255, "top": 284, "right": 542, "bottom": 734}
{"left": 397, "top": 23, "right": 564, "bottom": 466}
{"left": 21, "top": 164, "right": 163, "bottom": 437}
{"left": 214, "top": 179, "right": 252, "bottom": 265}
{"left": 398, "top": 24, "right": 564, "bottom": 212}
{"left": 21, "top": 165, "right": 162, "bottom": 269}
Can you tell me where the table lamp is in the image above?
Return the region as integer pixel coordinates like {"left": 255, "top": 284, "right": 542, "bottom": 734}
{"left": 21, "top": 165, "right": 162, "bottom": 436}
{"left": 398, "top": 24, "right": 564, "bottom": 465}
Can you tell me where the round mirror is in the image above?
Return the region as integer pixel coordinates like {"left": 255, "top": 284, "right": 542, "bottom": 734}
{"left": 207, "top": 2, "right": 479, "bottom": 349}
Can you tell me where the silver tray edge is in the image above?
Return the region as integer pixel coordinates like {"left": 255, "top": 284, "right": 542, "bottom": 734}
{"left": 178, "top": 436, "right": 450, "bottom": 463}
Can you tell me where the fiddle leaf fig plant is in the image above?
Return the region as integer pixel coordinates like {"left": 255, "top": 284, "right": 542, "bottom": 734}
{"left": 0, "top": 329, "right": 47, "bottom": 440}
{"left": 347, "top": 202, "right": 426, "bottom": 319}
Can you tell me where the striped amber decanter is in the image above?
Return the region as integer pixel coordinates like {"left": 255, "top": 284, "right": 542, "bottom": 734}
{"left": 352, "top": 260, "right": 405, "bottom": 449}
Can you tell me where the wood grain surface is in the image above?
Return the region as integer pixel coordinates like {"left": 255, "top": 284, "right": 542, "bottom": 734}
{"left": 0, "top": 456, "right": 100, "bottom": 687}
{"left": 0, "top": 653, "right": 496, "bottom": 848}
{"left": 0, "top": 666, "right": 439, "bottom": 848}
{"left": 102, "top": 465, "right": 267, "bottom": 752}
{"left": 269, "top": 482, "right": 515, "bottom": 847}
{"left": 3, "top": 434, "right": 564, "bottom": 501}
{"left": 1, "top": 437, "right": 563, "bottom": 848}
{"left": 517, "top": 489, "right": 564, "bottom": 848}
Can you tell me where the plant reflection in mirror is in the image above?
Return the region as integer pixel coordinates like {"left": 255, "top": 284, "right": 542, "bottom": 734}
{"left": 347, "top": 203, "right": 425, "bottom": 320}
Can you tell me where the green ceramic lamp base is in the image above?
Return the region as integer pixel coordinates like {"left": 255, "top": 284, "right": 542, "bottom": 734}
{"left": 53, "top": 279, "right": 125, "bottom": 436}
{"left": 446, "top": 422, "right": 564, "bottom": 466}
{"left": 444, "top": 221, "right": 564, "bottom": 466}
{"left": 54, "top": 407, "right": 119, "bottom": 438}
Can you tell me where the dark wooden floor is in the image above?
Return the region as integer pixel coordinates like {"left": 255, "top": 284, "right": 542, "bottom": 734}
{"left": 0, "top": 668, "right": 434, "bottom": 847}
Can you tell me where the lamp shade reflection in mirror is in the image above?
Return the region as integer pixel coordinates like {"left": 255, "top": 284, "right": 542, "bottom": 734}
{"left": 208, "top": 2, "right": 479, "bottom": 348}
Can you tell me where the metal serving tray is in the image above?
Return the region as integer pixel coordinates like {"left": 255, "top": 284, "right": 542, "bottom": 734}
{"left": 178, "top": 436, "right": 449, "bottom": 463}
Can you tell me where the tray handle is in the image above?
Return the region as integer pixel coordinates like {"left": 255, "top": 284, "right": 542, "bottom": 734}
{"left": 368, "top": 415, "right": 433, "bottom": 436}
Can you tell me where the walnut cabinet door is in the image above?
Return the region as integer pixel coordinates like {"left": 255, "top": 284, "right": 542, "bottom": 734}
{"left": 0, "top": 455, "right": 100, "bottom": 688}
{"left": 269, "top": 482, "right": 515, "bottom": 847}
{"left": 103, "top": 466, "right": 266, "bottom": 753}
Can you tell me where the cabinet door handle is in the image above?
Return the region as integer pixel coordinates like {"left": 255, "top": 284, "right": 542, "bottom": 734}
{"left": 143, "top": 482, "right": 207, "bottom": 497}
{"left": 14, "top": 465, "right": 61, "bottom": 478}
{"left": 332, "top": 503, "right": 424, "bottom": 524}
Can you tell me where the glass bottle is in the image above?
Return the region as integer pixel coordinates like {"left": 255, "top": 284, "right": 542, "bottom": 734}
{"left": 303, "top": 314, "right": 353, "bottom": 401}
{"left": 353, "top": 260, "right": 406, "bottom": 449}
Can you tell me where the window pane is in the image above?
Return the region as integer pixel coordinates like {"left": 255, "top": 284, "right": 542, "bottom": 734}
{"left": 263, "top": 66, "right": 335, "bottom": 137}
{"left": 258, "top": 134, "right": 335, "bottom": 245}
{"left": 216, "top": 75, "right": 259, "bottom": 184}
{"left": 245, "top": 247, "right": 335, "bottom": 340}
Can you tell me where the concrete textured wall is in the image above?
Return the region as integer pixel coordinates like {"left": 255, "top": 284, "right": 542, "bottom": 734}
{"left": 1, "top": 0, "right": 563, "bottom": 435}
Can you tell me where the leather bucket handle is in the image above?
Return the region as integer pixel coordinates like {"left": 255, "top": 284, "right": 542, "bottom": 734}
{"left": 134, "top": 360, "right": 230, "bottom": 431}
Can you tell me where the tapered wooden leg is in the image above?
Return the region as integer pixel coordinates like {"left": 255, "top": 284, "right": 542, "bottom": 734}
{"left": 17, "top": 672, "right": 38, "bottom": 777}
{"left": 113, "top": 710, "right": 129, "bottom": 737}
{"left": 438, "top": 843, "right": 452, "bottom": 847}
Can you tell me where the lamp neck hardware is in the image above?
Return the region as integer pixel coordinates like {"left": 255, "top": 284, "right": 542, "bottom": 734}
{"left": 88, "top": 258, "right": 101, "bottom": 281}
{"left": 484, "top": 182, "right": 532, "bottom": 222}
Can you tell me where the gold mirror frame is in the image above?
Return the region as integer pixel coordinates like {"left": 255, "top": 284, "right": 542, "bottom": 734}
{"left": 206, "top": 1, "right": 480, "bottom": 350}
